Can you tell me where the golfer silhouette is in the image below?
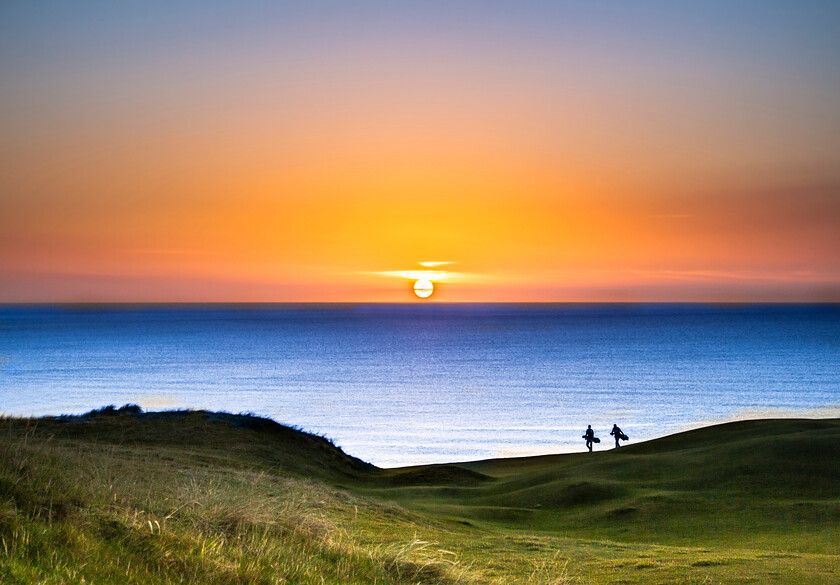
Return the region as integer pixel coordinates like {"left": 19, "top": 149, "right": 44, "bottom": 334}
{"left": 582, "top": 425, "right": 598, "bottom": 452}
{"left": 610, "top": 424, "right": 628, "bottom": 448}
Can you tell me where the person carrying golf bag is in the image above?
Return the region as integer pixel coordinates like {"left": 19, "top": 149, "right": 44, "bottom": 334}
{"left": 610, "top": 424, "right": 629, "bottom": 448}
{"left": 582, "top": 425, "right": 599, "bottom": 452}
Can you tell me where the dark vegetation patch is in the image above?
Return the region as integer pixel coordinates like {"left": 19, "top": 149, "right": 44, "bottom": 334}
{"left": 0, "top": 449, "right": 84, "bottom": 521}
{"left": 691, "top": 559, "right": 728, "bottom": 567}
{"left": 554, "top": 481, "right": 626, "bottom": 506}
{"left": 468, "top": 506, "right": 536, "bottom": 524}
{"left": 55, "top": 403, "right": 145, "bottom": 420}
{"left": 382, "top": 465, "right": 492, "bottom": 487}
{"left": 608, "top": 506, "right": 640, "bottom": 517}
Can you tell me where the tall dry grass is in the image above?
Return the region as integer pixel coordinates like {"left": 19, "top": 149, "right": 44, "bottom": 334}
{"left": 0, "top": 420, "right": 472, "bottom": 584}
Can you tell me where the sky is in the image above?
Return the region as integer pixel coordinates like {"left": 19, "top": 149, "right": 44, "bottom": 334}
{"left": 2, "top": 1, "right": 839, "bottom": 302}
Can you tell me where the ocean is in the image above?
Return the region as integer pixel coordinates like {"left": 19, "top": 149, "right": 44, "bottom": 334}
{"left": 1, "top": 304, "right": 838, "bottom": 467}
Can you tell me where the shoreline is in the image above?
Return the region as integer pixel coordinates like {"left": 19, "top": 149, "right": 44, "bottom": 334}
{"left": 7, "top": 403, "right": 840, "bottom": 469}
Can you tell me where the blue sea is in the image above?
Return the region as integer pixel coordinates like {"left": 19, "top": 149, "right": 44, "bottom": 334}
{"left": 1, "top": 304, "right": 838, "bottom": 467}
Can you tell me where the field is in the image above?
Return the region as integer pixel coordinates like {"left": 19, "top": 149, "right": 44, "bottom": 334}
{"left": 2, "top": 406, "right": 838, "bottom": 584}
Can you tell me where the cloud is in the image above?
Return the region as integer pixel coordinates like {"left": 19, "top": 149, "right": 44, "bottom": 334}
{"left": 371, "top": 270, "right": 467, "bottom": 283}
{"left": 368, "top": 261, "right": 493, "bottom": 284}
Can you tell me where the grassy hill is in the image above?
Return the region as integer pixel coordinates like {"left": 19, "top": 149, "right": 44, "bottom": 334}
{"left": 2, "top": 406, "right": 838, "bottom": 584}
{"left": 374, "top": 419, "right": 840, "bottom": 549}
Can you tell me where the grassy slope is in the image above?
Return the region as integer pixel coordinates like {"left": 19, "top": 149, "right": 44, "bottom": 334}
{"left": 373, "top": 419, "right": 840, "bottom": 549}
{"left": 2, "top": 407, "right": 839, "bottom": 584}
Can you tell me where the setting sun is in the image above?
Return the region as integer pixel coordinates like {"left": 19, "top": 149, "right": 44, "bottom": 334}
{"left": 413, "top": 279, "right": 434, "bottom": 299}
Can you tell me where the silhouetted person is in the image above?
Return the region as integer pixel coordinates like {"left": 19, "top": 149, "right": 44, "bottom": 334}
{"left": 582, "top": 425, "right": 597, "bottom": 452}
{"left": 610, "top": 424, "right": 628, "bottom": 448}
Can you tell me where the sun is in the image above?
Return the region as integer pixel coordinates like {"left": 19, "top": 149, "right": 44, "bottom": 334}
{"left": 413, "top": 279, "right": 434, "bottom": 299}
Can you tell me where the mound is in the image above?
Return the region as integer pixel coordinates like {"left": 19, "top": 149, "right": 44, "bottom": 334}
{"left": 41, "top": 404, "right": 377, "bottom": 480}
{"left": 380, "top": 464, "right": 491, "bottom": 486}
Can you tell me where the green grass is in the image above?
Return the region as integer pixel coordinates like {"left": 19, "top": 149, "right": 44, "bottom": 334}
{"left": 2, "top": 406, "right": 838, "bottom": 584}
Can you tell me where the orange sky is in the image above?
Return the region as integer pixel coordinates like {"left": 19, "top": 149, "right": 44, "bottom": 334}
{"left": 2, "top": 2, "right": 839, "bottom": 302}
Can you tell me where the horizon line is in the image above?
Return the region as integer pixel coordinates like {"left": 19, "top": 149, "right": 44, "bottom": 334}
{"left": 2, "top": 300, "right": 839, "bottom": 307}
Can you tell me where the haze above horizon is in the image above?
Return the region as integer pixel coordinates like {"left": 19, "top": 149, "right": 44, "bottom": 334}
{"left": 2, "top": 1, "right": 839, "bottom": 303}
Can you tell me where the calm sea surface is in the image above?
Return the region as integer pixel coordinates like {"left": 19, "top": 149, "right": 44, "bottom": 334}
{"left": 1, "top": 304, "right": 838, "bottom": 467}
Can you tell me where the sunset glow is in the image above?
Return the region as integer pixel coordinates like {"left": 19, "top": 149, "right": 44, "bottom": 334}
{"left": 1, "top": 2, "right": 839, "bottom": 302}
